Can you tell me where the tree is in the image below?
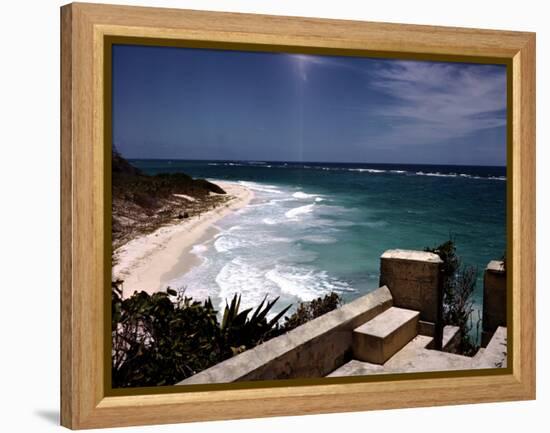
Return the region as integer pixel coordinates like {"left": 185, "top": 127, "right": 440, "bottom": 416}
{"left": 425, "top": 240, "right": 480, "bottom": 355}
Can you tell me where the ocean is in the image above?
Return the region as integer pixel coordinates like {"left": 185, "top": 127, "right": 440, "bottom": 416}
{"left": 128, "top": 159, "right": 507, "bottom": 323}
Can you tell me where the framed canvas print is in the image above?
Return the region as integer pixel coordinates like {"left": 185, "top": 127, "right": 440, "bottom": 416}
{"left": 60, "top": 2, "right": 536, "bottom": 429}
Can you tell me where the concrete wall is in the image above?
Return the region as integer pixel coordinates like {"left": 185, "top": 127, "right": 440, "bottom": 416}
{"left": 379, "top": 249, "right": 442, "bottom": 323}
{"left": 482, "top": 260, "right": 507, "bottom": 346}
{"left": 178, "top": 286, "right": 393, "bottom": 385}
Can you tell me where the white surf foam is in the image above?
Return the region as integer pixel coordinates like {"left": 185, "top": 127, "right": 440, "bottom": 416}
{"left": 269, "top": 197, "right": 295, "bottom": 204}
{"left": 416, "top": 171, "right": 457, "bottom": 178}
{"left": 238, "top": 181, "right": 282, "bottom": 193}
{"left": 215, "top": 257, "right": 277, "bottom": 310}
{"left": 285, "top": 203, "right": 315, "bottom": 219}
{"left": 348, "top": 168, "right": 386, "bottom": 173}
{"left": 214, "top": 235, "right": 245, "bottom": 253}
{"left": 265, "top": 265, "right": 353, "bottom": 302}
{"left": 292, "top": 191, "right": 318, "bottom": 199}
{"left": 415, "top": 171, "right": 506, "bottom": 181}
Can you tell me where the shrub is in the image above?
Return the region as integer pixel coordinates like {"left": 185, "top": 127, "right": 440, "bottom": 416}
{"left": 282, "top": 292, "right": 342, "bottom": 332}
{"left": 112, "top": 284, "right": 344, "bottom": 388}
{"left": 112, "top": 282, "right": 290, "bottom": 388}
{"left": 425, "top": 240, "right": 480, "bottom": 355}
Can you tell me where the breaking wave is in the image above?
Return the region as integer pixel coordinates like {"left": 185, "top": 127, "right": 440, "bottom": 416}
{"left": 205, "top": 161, "right": 506, "bottom": 180}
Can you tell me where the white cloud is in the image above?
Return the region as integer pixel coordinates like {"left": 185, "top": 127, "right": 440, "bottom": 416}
{"left": 286, "top": 54, "right": 506, "bottom": 152}
{"left": 368, "top": 60, "right": 507, "bottom": 145}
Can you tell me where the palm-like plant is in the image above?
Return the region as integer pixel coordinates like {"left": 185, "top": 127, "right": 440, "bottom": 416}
{"left": 219, "top": 294, "right": 291, "bottom": 356}
{"left": 112, "top": 284, "right": 291, "bottom": 388}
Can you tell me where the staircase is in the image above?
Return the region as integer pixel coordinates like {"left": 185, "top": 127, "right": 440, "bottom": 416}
{"left": 328, "top": 304, "right": 507, "bottom": 378}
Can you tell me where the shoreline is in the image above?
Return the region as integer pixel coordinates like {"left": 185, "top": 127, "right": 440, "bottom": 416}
{"left": 112, "top": 181, "right": 254, "bottom": 298}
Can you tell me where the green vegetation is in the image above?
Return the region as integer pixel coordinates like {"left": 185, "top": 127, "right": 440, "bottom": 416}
{"left": 425, "top": 239, "right": 480, "bottom": 355}
{"left": 112, "top": 148, "right": 225, "bottom": 207}
{"left": 282, "top": 292, "right": 341, "bottom": 331}
{"left": 112, "top": 281, "right": 341, "bottom": 388}
{"left": 112, "top": 149, "right": 229, "bottom": 249}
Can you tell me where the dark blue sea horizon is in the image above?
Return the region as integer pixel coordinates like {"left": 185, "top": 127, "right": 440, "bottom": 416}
{"left": 130, "top": 159, "right": 506, "bottom": 178}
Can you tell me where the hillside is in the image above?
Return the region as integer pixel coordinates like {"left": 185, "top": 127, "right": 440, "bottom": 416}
{"left": 112, "top": 151, "right": 227, "bottom": 249}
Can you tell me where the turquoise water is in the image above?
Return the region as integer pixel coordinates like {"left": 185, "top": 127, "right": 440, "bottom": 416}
{"left": 129, "top": 160, "right": 506, "bottom": 317}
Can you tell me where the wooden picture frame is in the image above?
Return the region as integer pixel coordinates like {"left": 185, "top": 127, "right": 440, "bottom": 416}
{"left": 60, "top": 2, "right": 536, "bottom": 429}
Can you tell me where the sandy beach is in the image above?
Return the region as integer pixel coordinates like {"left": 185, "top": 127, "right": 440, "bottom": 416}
{"left": 113, "top": 181, "right": 254, "bottom": 298}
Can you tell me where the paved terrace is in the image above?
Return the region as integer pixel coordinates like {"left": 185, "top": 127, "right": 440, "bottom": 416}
{"left": 329, "top": 326, "right": 507, "bottom": 377}
{"left": 178, "top": 250, "right": 507, "bottom": 386}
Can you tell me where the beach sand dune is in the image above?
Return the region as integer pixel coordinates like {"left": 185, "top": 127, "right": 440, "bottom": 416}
{"left": 113, "top": 181, "right": 253, "bottom": 298}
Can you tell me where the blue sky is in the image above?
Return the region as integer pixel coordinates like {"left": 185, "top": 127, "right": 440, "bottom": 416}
{"left": 112, "top": 45, "right": 507, "bottom": 166}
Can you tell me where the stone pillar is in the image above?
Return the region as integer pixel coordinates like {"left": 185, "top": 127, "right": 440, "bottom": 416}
{"left": 379, "top": 249, "right": 443, "bottom": 323}
{"left": 482, "top": 260, "right": 507, "bottom": 347}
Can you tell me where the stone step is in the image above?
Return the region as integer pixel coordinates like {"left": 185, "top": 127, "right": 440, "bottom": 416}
{"left": 475, "top": 326, "right": 507, "bottom": 368}
{"left": 407, "top": 334, "right": 433, "bottom": 350}
{"left": 425, "top": 325, "right": 461, "bottom": 351}
{"left": 442, "top": 325, "right": 460, "bottom": 350}
{"left": 352, "top": 306, "right": 419, "bottom": 364}
{"left": 473, "top": 348, "right": 486, "bottom": 362}
{"left": 329, "top": 337, "right": 476, "bottom": 377}
{"left": 327, "top": 360, "right": 384, "bottom": 377}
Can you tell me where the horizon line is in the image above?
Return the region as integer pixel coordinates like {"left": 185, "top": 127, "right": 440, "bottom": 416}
{"left": 121, "top": 156, "right": 506, "bottom": 168}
